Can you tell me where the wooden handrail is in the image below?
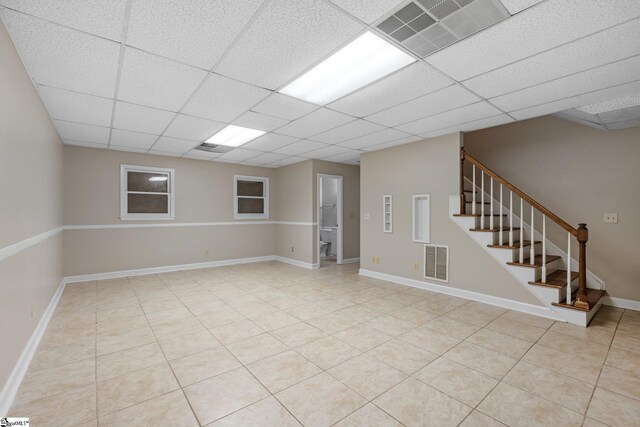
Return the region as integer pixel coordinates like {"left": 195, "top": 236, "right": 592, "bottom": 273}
{"left": 462, "top": 150, "right": 578, "bottom": 237}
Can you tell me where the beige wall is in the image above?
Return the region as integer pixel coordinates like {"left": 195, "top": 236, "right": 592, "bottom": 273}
{"left": 465, "top": 115, "right": 640, "bottom": 301}
{"left": 360, "top": 133, "right": 542, "bottom": 305}
{"left": 0, "top": 22, "right": 64, "bottom": 391}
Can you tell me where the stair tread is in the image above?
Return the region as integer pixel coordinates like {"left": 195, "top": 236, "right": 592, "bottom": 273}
{"left": 469, "top": 227, "right": 521, "bottom": 232}
{"left": 528, "top": 270, "right": 579, "bottom": 288}
{"left": 552, "top": 289, "right": 606, "bottom": 312}
{"left": 454, "top": 213, "right": 507, "bottom": 217}
{"left": 487, "top": 240, "right": 541, "bottom": 249}
{"left": 507, "top": 254, "right": 561, "bottom": 268}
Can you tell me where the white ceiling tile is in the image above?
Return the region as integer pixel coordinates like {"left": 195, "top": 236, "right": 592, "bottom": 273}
{"left": 215, "top": 0, "right": 363, "bottom": 89}
{"left": 151, "top": 136, "right": 199, "bottom": 154}
{"left": 163, "top": 114, "right": 226, "bottom": 141}
{"left": 606, "top": 118, "right": 640, "bottom": 129}
{"left": 499, "top": 0, "right": 544, "bottom": 14}
{"left": 361, "top": 135, "right": 422, "bottom": 151}
{"left": 0, "top": 0, "right": 127, "bottom": 41}
{"left": 463, "top": 19, "right": 640, "bottom": 98}
{"left": 397, "top": 101, "right": 503, "bottom": 134}
{"left": 217, "top": 148, "right": 263, "bottom": 161}
{"left": 110, "top": 129, "right": 158, "bottom": 149}
{"left": 270, "top": 156, "right": 307, "bottom": 166}
{"left": 337, "top": 128, "right": 414, "bottom": 149}
{"left": 426, "top": 0, "right": 640, "bottom": 81}
{"left": 64, "top": 140, "right": 108, "bottom": 149}
{"left": 251, "top": 93, "right": 318, "bottom": 120}
{"left": 182, "top": 73, "right": 271, "bottom": 122}
{"left": 1, "top": 9, "right": 120, "bottom": 97}
{"left": 232, "top": 111, "right": 290, "bottom": 132}
{"left": 126, "top": 0, "right": 264, "bottom": 69}
{"left": 112, "top": 102, "right": 176, "bottom": 134}
{"left": 38, "top": 85, "right": 113, "bottom": 127}
{"left": 55, "top": 120, "right": 110, "bottom": 144}
{"left": 242, "top": 133, "right": 300, "bottom": 152}
{"left": 276, "top": 108, "right": 355, "bottom": 138}
{"left": 329, "top": 62, "right": 454, "bottom": 117}
{"left": 245, "top": 152, "right": 290, "bottom": 164}
{"left": 309, "top": 119, "right": 385, "bottom": 143}
{"left": 329, "top": 0, "right": 405, "bottom": 24}
{"left": 147, "top": 150, "right": 181, "bottom": 157}
{"left": 422, "top": 114, "right": 515, "bottom": 138}
{"left": 109, "top": 145, "right": 148, "bottom": 154}
{"left": 184, "top": 149, "right": 223, "bottom": 159}
{"left": 117, "top": 48, "right": 207, "bottom": 111}
{"left": 272, "top": 140, "right": 329, "bottom": 155}
{"left": 322, "top": 150, "right": 362, "bottom": 163}
{"left": 490, "top": 55, "right": 640, "bottom": 112}
{"left": 366, "top": 84, "right": 480, "bottom": 127}
{"left": 300, "top": 145, "right": 356, "bottom": 159}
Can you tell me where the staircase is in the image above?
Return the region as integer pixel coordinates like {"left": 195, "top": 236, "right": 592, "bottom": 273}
{"left": 450, "top": 148, "right": 606, "bottom": 326}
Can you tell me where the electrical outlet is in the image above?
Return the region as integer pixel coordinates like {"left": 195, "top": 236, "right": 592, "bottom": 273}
{"left": 604, "top": 213, "right": 618, "bottom": 223}
{"left": 364, "top": 213, "right": 370, "bottom": 220}
{"left": 414, "top": 263, "right": 419, "bottom": 271}
{"left": 291, "top": 246, "right": 294, "bottom": 253}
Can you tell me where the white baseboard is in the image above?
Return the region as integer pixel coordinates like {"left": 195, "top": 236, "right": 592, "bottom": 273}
{"left": 0, "top": 278, "right": 66, "bottom": 417}
{"left": 342, "top": 257, "right": 361, "bottom": 264}
{"left": 359, "top": 268, "right": 561, "bottom": 321}
{"left": 602, "top": 296, "right": 640, "bottom": 312}
{"left": 275, "top": 256, "right": 318, "bottom": 270}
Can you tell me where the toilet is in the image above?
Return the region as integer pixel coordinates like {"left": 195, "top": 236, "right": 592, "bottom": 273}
{"left": 319, "top": 240, "right": 329, "bottom": 257}
{"left": 320, "top": 228, "right": 336, "bottom": 258}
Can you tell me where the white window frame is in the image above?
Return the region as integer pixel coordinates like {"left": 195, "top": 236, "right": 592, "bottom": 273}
{"left": 120, "top": 164, "right": 175, "bottom": 221}
{"left": 234, "top": 175, "right": 269, "bottom": 219}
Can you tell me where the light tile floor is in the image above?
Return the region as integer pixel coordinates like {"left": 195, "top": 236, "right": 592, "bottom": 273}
{"left": 9, "top": 261, "right": 640, "bottom": 426}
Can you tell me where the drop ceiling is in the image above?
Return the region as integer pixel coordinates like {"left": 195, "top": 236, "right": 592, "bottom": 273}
{"left": 1, "top": 0, "right": 639, "bottom": 168}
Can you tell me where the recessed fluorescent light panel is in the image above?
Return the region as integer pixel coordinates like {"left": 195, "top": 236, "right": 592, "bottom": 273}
{"left": 205, "top": 125, "right": 265, "bottom": 147}
{"left": 279, "top": 31, "right": 416, "bottom": 105}
{"left": 377, "top": 0, "right": 510, "bottom": 58}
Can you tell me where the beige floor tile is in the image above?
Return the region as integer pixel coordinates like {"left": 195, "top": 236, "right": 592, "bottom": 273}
{"left": 486, "top": 317, "right": 547, "bottom": 342}
{"left": 598, "top": 365, "right": 640, "bottom": 401}
{"left": 444, "top": 341, "right": 518, "bottom": 380}
{"left": 335, "top": 304, "right": 384, "bottom": 323}
{"left": 399, "top": 325, "right": 461, "bottom": 355}
{"left": 412, "top": 294, "right": 469, "bottom": 314}
{"left": 388, "top": 306, "right": 439, "bottom": 325}
{"left": 503, "top": 361, "right": 595, "bottom": 413}
{"left": 328, "top": 353, "right": 407, "bottom": 400}
{"left": 196, "top": 306, "right": 245, "bottom": 328}
{"left": 537, "top": 330, "right": 609, "bottom": 364}
{"left": 334, "top": 324, "right": 393, "bottom": 352}
{"left": 549, "top": 321, "right": 615, "bottom": 346}
{"left": 459, "top": 411, "right": 506, "bottom": 427}
{"left": 334, "top": 403, "right": 402, "bottom": 426}
{"left": 170, "top": 347, "right": 241, "bottom": 387}
{"left": 183, "top": 367, "right": 270, "bottom": 425}
{"left": 249, "top": 310, "right": 300, "bottom": 331}
{"left": 582, "top": 417, "right": 610, "bottom": 427}
{"left": 374, "top": 377, "right": 471, "bottom": 427}
{"left": 28, "top": 340, "right": 96, "bottom": 373}
{"left": 139, "top": 295, "right": 183, "bottom": 313}
{"left": 362, "top": 298, "right": 404, "bottom": 313}
{"left": 478, "top": 383, "right": 583, "bottom": 427}
{"left": 499, "top": 310, "right": 555, "bottom": 329}
{"left": 305, "top": 312, "right": 360, "bottom": 334}
{"left": 606, "top": 347, "right": 640, "bottom": 374}
{"left": 276, "top": 372, "right": 367, "bottom": 427}
{"left": 226, "top": 333, "right": 289, "bottom": 364}
{"left": 209, "top": 319, "right": 265, "bottom": 344}
{"left": 150, "top": 315, "right": 205, "bottom": 340}
{"left": 271, "top": 322, "right": 327, "bottom": 347}
{"left": 422, "top": 316, "right": 481, "bottom": 340}
{"left": 97, "top": 326, "right": 156, "bottom": 356}
{"left": 247, "top": 350, "right": 321, "bottom": 393}
{"left": 523, "top": 344, "right": 603, "bottom": 384}
{"left": 10, "top": 384, "right": 96, "bottom": 426}
{"left": 296, "top": 336, "right": 361, "bottom": 369}
{"left": 587, "top": 387, "right": 640, "bottom": 427}
{"left": 466, "top": 328, "right": 533, "bottom": 358}
{"left": 444, "top": 305, "right": 504, "bottom": 327}
{"left": 364, "top": 314, "right": 416, "bottom": 336}
{"left": 157, "top": 329, "right": 220, "bottom": 360}
{"left": 414, "top": 358, "right": 498, "bottom": 407}
{"left": 367, "top": 338, "right": 437, "bottom": 375}
{"left": 97, "top": 362, "right": 179, "bottom": 416}
{"left": 209, "top": 396, "right": 301, "bottom": 426}
{"left": 611, "top": 333, "right": 640, "bottom": 354}
{"left": 97, "top": 342, "right": 165, "bottom": 381}
{"left": 98, "top": 390, "right": 198, "bottom": 426}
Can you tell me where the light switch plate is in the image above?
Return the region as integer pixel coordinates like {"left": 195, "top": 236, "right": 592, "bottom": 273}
{"left": 604, "top": 213, "right": 618, "bottom": 223}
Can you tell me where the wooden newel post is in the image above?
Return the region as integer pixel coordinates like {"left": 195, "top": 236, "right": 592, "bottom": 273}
{"left": 574, "top": 223, "right": 590, "bottom": 310}
{"left": 459, "top": 149, "right": 466, "bottom": 214}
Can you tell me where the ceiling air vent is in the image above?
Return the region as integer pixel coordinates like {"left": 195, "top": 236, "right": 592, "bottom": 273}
{"left": 376, "top": 0, "right": 510, "bottom": 58}
{"left": 194, "top": 143, "right": 234, "bottom": 154}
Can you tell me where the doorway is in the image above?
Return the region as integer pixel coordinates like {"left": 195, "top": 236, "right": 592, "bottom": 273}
{"left": 317, "top": 174, "right": 343, "bottom": 267}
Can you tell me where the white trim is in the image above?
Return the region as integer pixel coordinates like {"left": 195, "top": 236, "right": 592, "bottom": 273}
{"left": 359, "top": 268, "right": 561, "bottom": 321}
{"left": 0, "top": 226, "right": 64, "bottom": 263}
{"left": 120, "top": 164, "right": 175, "bottom": 221}
{"left": 0, "top": 278, "right": 66, "bottom": 416}
{"left": 342, "top": 257, "right": 361, "bottom": 264}
{"left": 412, "top": 194, "right": 431, "bottom": 243}
{"left": 274, "top": 221, "right": 317, "bottom": 226}
{"left": 234, "top": 175, "right": 269, "bottom": 220}
{"left": 64, "top": 221, "right": 316, "bottom": 230}
{"left": 602, "top": 296, "right": 640, "bottom": 311}
{"left": 275, "top": 256, "right": 319, "bottom": 270}
{"left": 317, "top": 174, "right": 344, "bottom": 265}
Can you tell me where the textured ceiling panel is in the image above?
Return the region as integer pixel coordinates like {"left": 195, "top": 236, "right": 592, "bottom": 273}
{"left": 329, "top": 0, "right": 405, "bottom": 24}
{"left": 1, "top": 9, "right": 120, "bottom": 97}
{"left": 422, "top": 113, "right": 515, "bottom": 138}
{"left": 112, "top": 102, "right": 176, "bottom": 135}
{"left": 499, "top": 0, "right": 544, "bottom": 15}
{"left": 163, "top": 114, "right": 226, "bottom": 141}
{"left": 329, "top": 62, "right": 454, "bottom": 117}
{"left": 269, "top": 156, "right": 307, "bottom": 166}
{"left": 301, "top": 145, "right": 358, "bottom": 159}
{"left": 426, "top": 0, "right": 640, "bottom": 81}
{"left": 64, "top": 140, "right": 108, "bottom": 149}
{"left": 126, "top": 0, "right": 264, "bottom": 69}
{"left": 397, "top": 101, "right": 502, "bottom": 134}
{"left": 38, "top": 86, "right": 114, "bottom": 127}
{"left": 366, "top": 84, "right": 480, "bottom": 127}
{"left": 490, "top": 55, "right": 640, "bottom": 112}
{"left": 217, "top": 148, "right": 262, "bottom": 161}
{"left": 577, "top": 94, "right": 640, "bottom": 114}
{"left": 322, "top": 150, "right": 361, "bottom": 163}
{"left": 361, "top": 135, "right": 421, "bottom": 151}
{"left": 151, "top": 136, "right": 199, "bottom": 153}
{"left": 117, "top": 48, "right": 208, "bottom": 111}
{"left": 337, "top": 128, "right": 414, "bottom": 149}
{"left": 251, "top": 93, "right": 318, "bottom": 120}
{"left": 182, "top": 73, "right": 271, "bottom": 122}
{"left": 232, "top": 111, "right": 290, "bottom": 132}
{"left": 276, "top": 108, "right": 355, "bottom": 138}
{"left": 242, "top": 133, "right": 300, "bottom": 152}
{"left": 184, "top": 149, "right": 223, "bottom": 160}
{"left": 272, "top": 140, "right": 329, "bottom": 156}
{"left": 244, "top": 152, "right": 290, "bottom": 165}
{"left": 0, "top": 0, "right": 127, "bottom": 41}
{"left": 464, "top": 19, "right": 640, "bottom": 98}
{"left": 110, "top": 129, "right": 158, "bottom": 149}
{"left": 55, "top": 121, "right": 110, "bottom": 144}
{"left": 215, "top": 0, "right": 363, "bottom": 89}
{"left": 309, "top": 119, "right": 385, "bottom": 144}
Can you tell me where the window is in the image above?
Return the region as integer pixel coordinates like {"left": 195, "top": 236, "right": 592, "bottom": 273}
{"left": 120, "top": 164, "right": 175, "bottom": 220}
{"left": 234, "top": 175, "right": 269, "bottom": 219}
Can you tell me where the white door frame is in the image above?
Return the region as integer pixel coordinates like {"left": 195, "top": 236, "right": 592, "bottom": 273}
{"left": 317, "top": 174, "right": 343, "bottom": 265}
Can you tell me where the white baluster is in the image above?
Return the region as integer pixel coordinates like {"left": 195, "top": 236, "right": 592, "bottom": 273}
{"left": 472, "top": 165, "right": 476, "bottom": 215}
{"left": 509, "top": 192, "right": 514, "bottom": 247}
{"left": 566, "top": 232, "right": 571, "bottom": 304}
{"left": 490, "top": 177, "right": 494, "bottom": 230}
{"left": 530, "top": 207, "right": 535, "bottom": 265}
{"left": 519, "top": 199, "right": 524, "bottom": 263}
{"left": 542, "top": 215, "right": 547, "bottom": 282}
{"left": 481, "top": 172, "right": 485, "bottom": 229}
{"left": 499, "top": 185, "right": 503, "bottom": 245}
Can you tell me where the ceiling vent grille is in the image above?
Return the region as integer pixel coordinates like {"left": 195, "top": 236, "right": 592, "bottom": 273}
{"left": 194, "top": 143, "right": 234, "bottom": 153}
{"left": 376, "top": 0, "right": 509, "bottom": 58}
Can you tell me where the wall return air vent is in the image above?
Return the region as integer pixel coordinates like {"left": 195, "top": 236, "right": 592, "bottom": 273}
{"left": 376, "top": 0, "right": 509, "bottom": 58}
